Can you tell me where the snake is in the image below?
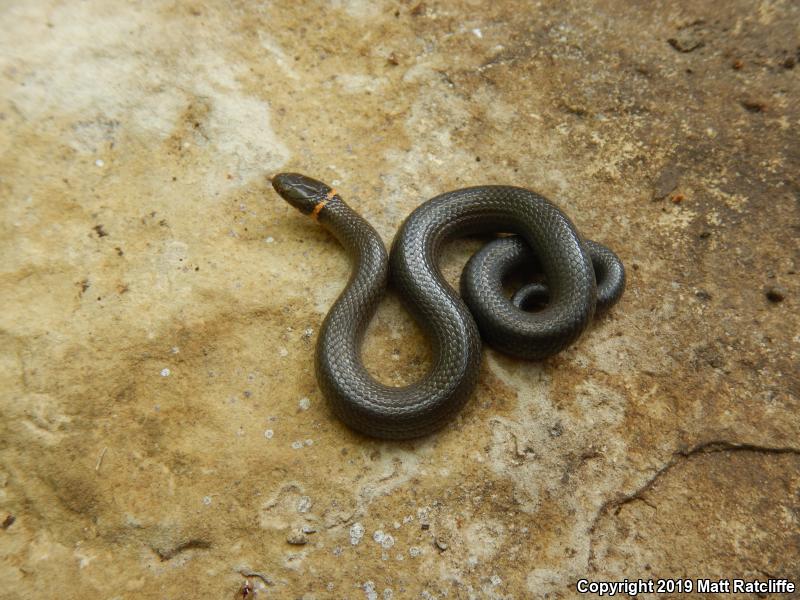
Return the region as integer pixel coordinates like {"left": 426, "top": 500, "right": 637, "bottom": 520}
{"left": 271, "top": 173, "right": 625, "bottom": 439}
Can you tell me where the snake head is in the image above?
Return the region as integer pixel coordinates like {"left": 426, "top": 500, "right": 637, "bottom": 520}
{"left": 271, "top": 172, "right": 332, "bottom": 215}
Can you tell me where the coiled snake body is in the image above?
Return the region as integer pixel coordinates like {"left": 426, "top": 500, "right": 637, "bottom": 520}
{"left": 272, "top": 173, "right": 624, "bottom": 439}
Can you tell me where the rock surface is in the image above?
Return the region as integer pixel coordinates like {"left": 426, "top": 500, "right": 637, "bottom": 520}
{"left": 1, "top": 0, "right": 798, "bottom": 598}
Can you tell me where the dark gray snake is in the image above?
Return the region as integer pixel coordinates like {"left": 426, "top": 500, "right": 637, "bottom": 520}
{"left": 271, "top": 173, "right": 625, "bottom": 439}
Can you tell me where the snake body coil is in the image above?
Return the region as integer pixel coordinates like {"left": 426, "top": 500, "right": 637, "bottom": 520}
{"left": 272, "top": 173, "right": 624, "bottom": 439}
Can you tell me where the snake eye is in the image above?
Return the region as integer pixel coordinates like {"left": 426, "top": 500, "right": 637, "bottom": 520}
{"left": 271, "top": 172, "right": 331, "bottom": 214}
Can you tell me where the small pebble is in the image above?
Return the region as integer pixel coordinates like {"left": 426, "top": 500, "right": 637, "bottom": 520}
{"left": 264, "top": 429, "right": 274, "bottom": 439}
{"left": 695, "top": 290, "right": 712, "bottom": 301}
{"left": 160, "top": 368, "right": 170, "bottom": 377}
{"left": 95, "top": 159, "right": 104, "bottom": 167}
{"left": 302, "top": 525, "right": 317, "bottom": 534}
{"left": 435, "top": 537, "right": 448, "bottom": 551}
{"left": 298, "top": 397, "right": 311, "bottom": 410}
{"left": 409, "top": 546, "right": 421, "bottom": 557}
{"left": 291, "top": 440, "right": 303, "bottom": 449}
{"left": 202, "top": 496, "right": 212, "bottom": 506}
{"left": 286, "top": 530, "right": 307, "bottom": 545}
{"left": 670, "top": 192, "right": 686, "bottom": 204}
{"left": 265, "top": 236, "right": 274, "bottom": 243}
{"left": 279, "top": 348, "right": 288, "bottom": 357}
{"left": 490, "top": 574, "right": 502, "bottom": 586}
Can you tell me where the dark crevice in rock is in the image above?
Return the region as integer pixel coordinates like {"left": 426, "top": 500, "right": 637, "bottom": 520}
{"left": 586, "top": 439, "right": 800, "bottom": 570}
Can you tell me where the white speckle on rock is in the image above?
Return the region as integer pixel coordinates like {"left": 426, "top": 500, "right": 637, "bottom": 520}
{"left": 265, "top": 236, "right": 274, "bottom": 243}
{"left": 297, "top": 495, "right": 312, "bottom": 513}
{"left": 409, "top": 546, "right": 421, "bottom": 557}
{"left": 95, "top": 159, "right": 104, "bottom": 167}
{"left": 291, "top": 440, "right": 303, "bottom": 449}
{"left": 350, "top": 522, "right": 365, "bottom": 545}
{"left": 381, "top": 534, "right": 395, "bottom": 549}
{"left": 202, "top": 496, "right": 212, "bottom": 506}
{"left": 160, "top": 368, "right": 170, "bottom": 377}
{"left": 363, "top": 580, "right": 378, "bottom": 600}
{"left": 383, "top": 589, "right": 393, "bottom": 600}
{"left": 490, "top": 574, "right": 502, "bottom": 586}
{"left": 393, "top": 521, "right": 401, "bottom": 529}
{"left": 373, "top": 530, "right": 385, "bottom": 543}
{"left": 298, "top": 397, "right": 311, "bottom": 410}
{"left": 304, "top": 439, "right": 314, "bottom": 446}
{"left": 472, "top": 28, "right": 483, "bottom": 38}
{"left": 264, "top": 429, "right": 274, "bottom": 439}
{"left": 303, "top": 327, "right": 314, "bottom": 338}
{"left": 170, "top": 346, "right": 179, "bottom": 354}
{"left": 279, "top": 348, "right": 288, "bottom": 357}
